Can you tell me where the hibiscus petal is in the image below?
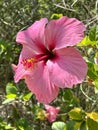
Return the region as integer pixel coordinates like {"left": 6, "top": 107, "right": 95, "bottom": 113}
{"left": 45, "top": 105, "right": 60, "bottom": 122}
{"left": 45, "top": 16, "right": 85, "bottom": 50}
{"left": 25, "top": 62, "right": 59, "bottom": 104}
{"left": 16, "top": 18, "right": 48, "bottom": 53}
{"left": 14, "top": 63, "right": 30, "bottom": 83}
{"left": 47, "top": 48, "right": 88, "bottom": 88}
{"left": 14, "top": 45, "right": 35, "bottom": 83}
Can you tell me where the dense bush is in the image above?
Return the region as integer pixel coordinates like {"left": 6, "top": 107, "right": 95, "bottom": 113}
{"left": 0, "top": 0, "right": 98, "bottom": 130}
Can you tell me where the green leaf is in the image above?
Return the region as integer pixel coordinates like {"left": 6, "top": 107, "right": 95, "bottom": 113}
{"left": 66, "top": 120, "right": 75, "bottom": 130}
{"left": 89, "top": 25, "right": 98, "bottom": 42}
{"left": 80, "top": 121, "right": 86, "bottom": 130}
{"left": 95, "top": 52, "right": 98, "bottom": 58}
{"left": 16, "top": 119, "right": 28, "bottom": 129}
{"left": 94, "top": 79, "right": 98, "bottom": 89}
{"left": 69, "top": 108, "right": 85, "bottom": 121}
{"left": 86, "top": 112, "right": 98, "bottom": 122}
{"left": 16, "top": 118, "right": 34, "bottom": 130}
{"left": 94, "top": 52, "right": 98, "bottom": 66}
{"left": 5, "top": 125, "right": 15, "bottom": 130}
{"left": 0, "top": 44, "right": 5, "bottom": 54}
{"left": 6, "top": 83, "right": 18, "bottom": 95}
{"left": 63, "top": 89, "right": 73, "bottom": 101}
{"left": 87, "top": 117, "right": 98, "bottom": 130}
{"left": 74, "top": 122, "right": 82, "bottom": 130}
{"left": 23, "top": 92, "right": 33, "bottom": 101}
{"left": 52, "top": 121, "right": 66, "bottom": 130}
{"left": 51, "top": 13, "right": 63, "bottom": 19}
{"left": 6, "top": 94, "right": 16, "bottom": 99}
{"left": 94, "top": 64, "right": 98, "bottom": 71}
{"left": 2, "top": 98, "right": 15, "bottom": 104}
{"left": 78, "top": 36, "right": 96, "bottom": 46}
{"left": 18, "top": 126, "right": 24, "bottom": 130}
{"left": 87, "top": 62, "right": 98, "bottom": 80}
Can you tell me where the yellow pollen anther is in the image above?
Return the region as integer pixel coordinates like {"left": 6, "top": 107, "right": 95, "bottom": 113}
{"left": 22, "top": 57, "right": 37, "bottom": 69}
{"left": 27, "top": 58, "right": 35, "bottom": 62}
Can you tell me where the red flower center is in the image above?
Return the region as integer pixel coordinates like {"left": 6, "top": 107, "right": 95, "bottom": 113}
{"left": 21, "top": 58, "right": 37, "bottom": 69}
{"left": 22, "top": 50, "right": 56, "bottom": 69}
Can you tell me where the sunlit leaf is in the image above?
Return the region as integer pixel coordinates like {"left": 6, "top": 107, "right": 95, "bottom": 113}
{"left": 78, "top": 36, "right": 96, "bottom": 46}
{"left": 94, "top": 79, "right": 98, "bottom": 89}
{"left": 94, "top": 52, "right": 98, "bottom": 66}
{"left": 69, "top": 108, "right": 85, "bottom": 121}
{"left": 23, "top": 92, "right": 33, "bottom": 101}
{"left": 5, "top": 125, "right": 15, "bottom": 130}
{"left": 2, "top": 98, "right": 15, "bottom": 104}
{"left": 52, "top": 121, "right": 66, "bottom": 130}
{"left": 94, "top": 64, "right": 98, "bottom": 71}
{"left": 6, "top": 94, "right": 16, "bottom": 99}
{"left": 51, "top": 13, "right": 63, "bottom": 19}
{"left": 86, "top": 112, "right": 98, "bottom": 122}
{"left": 35, "top": 109, "right": 46, "bottom": 120}
{"left": 18, "top": 126, "right": 24, "bottom": 130}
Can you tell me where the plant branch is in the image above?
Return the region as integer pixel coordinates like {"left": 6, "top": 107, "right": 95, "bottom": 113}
{"left": 62, "top": 0, "right": 66, "bottom": 7}
{"left": 71, "top": 0, "right": 78, "bottom": 7}
{"left": 79, "top": 1, "right": 93, "bottom": 18}
{"left": 80, "top": 84, "right": 96, "bottom": 103}
{"left": 54, "top": 4, "right": 76, "bottom": 12}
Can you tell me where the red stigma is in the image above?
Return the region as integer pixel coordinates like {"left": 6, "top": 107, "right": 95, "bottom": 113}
{"left": 21, "top": 58, "right": 36, "bottom": 69}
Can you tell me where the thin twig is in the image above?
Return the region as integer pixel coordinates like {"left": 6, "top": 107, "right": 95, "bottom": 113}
{"left": 95, "top": 0, "right": 98, "bottom": 16}
{"left": 58, "top": 113, "right": 67, "bottom": 116}
{"left": 0, "top": 18, "right": 18, "bottom": 28}
{"left": 87, "top": 16, "right": 97, "bottom": 22}
{"left": 80, "top": 1, "right": 93, "bottom": 18}
{"left": 83, "top": 16, "right": 97, "bottom": 22}
{"left": 0, "top": 18, "right": 11, "bottom": 26}
{"left": 86, "top": 17, "right": 98, "bottom": 27}
{"left": 80, "top": 84, "right": 96, "bottom": 103}
{"left": 54, "top": 4, "right": 76, "bottom": 12}
{"left": 71, "top": 0, "right": 78, "bottom": 7}
{"left": 62, "top": 0, "right": 66, "bottom": 8}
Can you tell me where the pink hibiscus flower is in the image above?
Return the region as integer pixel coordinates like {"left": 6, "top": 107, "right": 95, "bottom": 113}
{"left": 13, "top": 16, "right": 87, "bottom": 104}
{"left": 45, "top": 105, "right": 60, "bottom": 122}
